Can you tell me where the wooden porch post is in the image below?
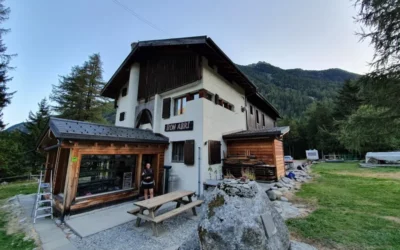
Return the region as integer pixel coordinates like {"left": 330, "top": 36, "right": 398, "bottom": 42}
{"left": 136, "top": 154, "right": 143, "bottom": 190}
{"left": 62, "top": 146, "right": 80, "bottom": 218}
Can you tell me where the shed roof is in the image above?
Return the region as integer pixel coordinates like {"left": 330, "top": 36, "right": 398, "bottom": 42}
{"left": 222, "top": 126, "right": 290, "bottom": 140}
{"left": 40, "top": 117, "right": 169, "bottom": 145}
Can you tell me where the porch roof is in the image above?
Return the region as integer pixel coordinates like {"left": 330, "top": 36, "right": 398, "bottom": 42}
{"left": 222, "top": 126, "right": 290, "bottom": 140}
{"left": 39, "top": 117, "right": 169, "bottom": 146}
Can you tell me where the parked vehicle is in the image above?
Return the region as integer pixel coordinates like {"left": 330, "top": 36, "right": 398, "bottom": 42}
{"left": 284, "top": 156, "right": 293, "bottom": 163}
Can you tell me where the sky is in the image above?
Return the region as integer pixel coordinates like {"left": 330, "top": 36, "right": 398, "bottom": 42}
{"left": 3, "top": 0, "right": 373, "bottom": 127}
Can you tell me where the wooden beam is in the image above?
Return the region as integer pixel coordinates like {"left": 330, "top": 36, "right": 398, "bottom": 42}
{"left": 136, "top": 154, "right": 143, "bottom": 190}
{"left": 62, "top": 147, "right": 80, "bottom": 216}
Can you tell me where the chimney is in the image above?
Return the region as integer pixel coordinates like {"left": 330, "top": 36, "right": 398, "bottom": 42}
{"left": 131, "top": 42, "right": 138, "bottom": 50}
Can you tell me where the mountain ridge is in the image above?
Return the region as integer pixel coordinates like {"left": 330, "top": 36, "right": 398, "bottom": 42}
{"left": 238, "top": 61, "right": 359, "bottom": 117}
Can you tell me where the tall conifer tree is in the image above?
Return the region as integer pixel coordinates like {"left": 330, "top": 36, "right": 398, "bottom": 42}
{"left": 0, "top": 0, "right": 14, "bottom": 129}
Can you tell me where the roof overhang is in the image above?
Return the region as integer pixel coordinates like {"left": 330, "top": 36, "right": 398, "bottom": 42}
{"left": 223, "top": 126, "right": 290, "bottom": 140}
{"left": 247, "top": 92, "right": 281, "bottom": 119}
{"left": 101, "top": 36, "right": 258, "bottom": 98}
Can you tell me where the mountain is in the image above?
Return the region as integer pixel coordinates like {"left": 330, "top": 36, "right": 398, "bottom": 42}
{"left": 5, "top": 122, "right": 29, "bottom": 133}
{"left": 238, "top": 62, "right": 360, "bottom": 117}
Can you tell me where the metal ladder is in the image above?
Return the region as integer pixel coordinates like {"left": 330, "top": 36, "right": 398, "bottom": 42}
{"left": 33, "top": 170, "right": 53, "bottom": 223}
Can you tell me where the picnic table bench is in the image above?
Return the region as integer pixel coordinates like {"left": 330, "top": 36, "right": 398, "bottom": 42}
{"left": 127, "top": 190, "right": 203, "bottom": 236}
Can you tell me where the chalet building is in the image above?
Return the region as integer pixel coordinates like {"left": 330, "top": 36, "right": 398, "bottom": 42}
{"left": 38, "top": 36, "right": 288, "bottom": 217}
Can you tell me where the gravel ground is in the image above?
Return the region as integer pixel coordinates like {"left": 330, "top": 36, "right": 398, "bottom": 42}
{"left": 70, "top": 203, "right": 201, "bottom": 250}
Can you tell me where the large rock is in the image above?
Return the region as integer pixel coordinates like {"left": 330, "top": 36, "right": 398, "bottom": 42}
{"left": 196, "top": 181, "right": 290, "bottom": 250}
{"left": 290, "top": 240, "right": 317, "bottom": 250}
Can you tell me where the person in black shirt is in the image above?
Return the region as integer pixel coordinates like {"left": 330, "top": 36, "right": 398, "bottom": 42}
{"left": 142, "top": 163, "right": 154, "bottom": 199}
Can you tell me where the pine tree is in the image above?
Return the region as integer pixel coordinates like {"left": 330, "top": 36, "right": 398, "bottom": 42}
{"left": 50, "top": 53, "right": 106, "bottom": 122}
{"left": 25, "top": 98, "right": 51, "bottom": 140}
{"left": 24, "top": 98, "right": 51, "bottom": 173}
{"left": 333, "top": 80, "right": 362, "bottom": 120}
{"left": 0, "top": 0, "right": 14, "bottom": 129}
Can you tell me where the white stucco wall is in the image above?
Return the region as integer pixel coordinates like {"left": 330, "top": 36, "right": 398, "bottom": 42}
{"left": 115, "top": 63, "right": 140, "bottom": 127}
{"left": 201, "top": 62, "right": 247, "bottom": 191}
{"left": 158, "top": 83, "right": 204, "bottom": 194}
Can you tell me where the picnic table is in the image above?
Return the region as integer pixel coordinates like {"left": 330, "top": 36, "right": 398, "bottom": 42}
{"left": 127, "top": 190, "right": 203, "bottom": 236}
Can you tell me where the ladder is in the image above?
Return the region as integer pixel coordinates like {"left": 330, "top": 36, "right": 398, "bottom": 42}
{"left": 33, "top": 170, "right": 53, "bottom": 223}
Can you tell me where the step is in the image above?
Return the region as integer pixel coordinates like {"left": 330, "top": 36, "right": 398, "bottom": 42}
{"left": 39, "top": 192, "right": 52, "bottom": 196}
{"left": 38, "top": 200, "right": 52, "bottom": 204}
{"left": 35, "top": 213, "right": 52, "bottom": 219}
{"left": 37, "top": 206, "right": 53, "bottom": 211}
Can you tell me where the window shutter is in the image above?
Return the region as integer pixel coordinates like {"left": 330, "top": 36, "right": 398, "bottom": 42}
{"left": 208, "top": 140, "right": 221, "bottom": 165}
{"left": 162, "top": 98, "right": 171, "bottom": 119}
{"left": 184, "top": 140, "right": 195, "bottom": 165}
{"left": 214, "top": 94, "right": 219, "bottom": 105}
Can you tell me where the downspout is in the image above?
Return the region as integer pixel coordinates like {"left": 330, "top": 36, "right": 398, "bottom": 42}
{"left": 198, "top": 146, "right": 201, "bottom": 197}
{"left": 43, "top": 139, "right": 63, "bottom": 151}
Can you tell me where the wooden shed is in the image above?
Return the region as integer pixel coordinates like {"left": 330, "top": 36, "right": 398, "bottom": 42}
{"left": 222, "top": 127, "right": 289, "bottom": 181}
{"left": 37, "top": 117, "right": 169, "bottom": 218}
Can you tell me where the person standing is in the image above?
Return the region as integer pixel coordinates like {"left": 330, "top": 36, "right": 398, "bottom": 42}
{"left": 142, "top": 163, "right": 154, "bottom": 200}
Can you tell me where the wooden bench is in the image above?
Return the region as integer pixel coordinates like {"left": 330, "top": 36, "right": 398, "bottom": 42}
{"left": 130, "top": 190, "right": 203, "bottom": 236}
{"left": 153, "top": 200, "right": 203, "bottom": 223}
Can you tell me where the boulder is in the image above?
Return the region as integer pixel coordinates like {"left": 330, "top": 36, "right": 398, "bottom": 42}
{"left": 290, "top": 240, "right": 317, "bottom": 250}
{"left": 196, "top": 181, "right": 290, "bottom": 250}
{"left": 266, "top": 190, "right": 277, "bottom": 201}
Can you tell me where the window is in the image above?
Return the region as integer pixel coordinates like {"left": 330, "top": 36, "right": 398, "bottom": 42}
{"left": 222, "top": 100, "right": 234, "bottom": 111}
{"left": 121, "top": 88, "right": 127, "bottom": 97}
{"left": 162, "top": 98, "right": 171, "bottom": 119}
{"left": 250, "top": 105, "right": 253, "bottom": 115}
{"left": 172, "top": 141, "right": 185, "bottom": 162}
{"left": 208, "top": 140, "right": 221, "bottom": 165}
{"left": 192, "top": 93, "right": 200, "bottom": 100}
{"left": 262, "top": 114, "right": 265, "bottom": 126}
{"left": 77, "top": 154, "right": 137, "bottom": 197}
{"left": 174, "top": 96, "right": 187, "bottom": 115}
{"left": 256, "top": 110, "right": 259, "bottom": 123}
{"left": 119, "top": 112, "right": 125, "bottom": 121}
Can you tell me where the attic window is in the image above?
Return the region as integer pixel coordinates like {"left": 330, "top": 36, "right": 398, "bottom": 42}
{"left": 119, "top": 112, "right": 125, "bottom": 121}
{"left": 121, "top": 88, "right": 128, "bottom": 97}
{"left": 262, "top": 114, "right": 265, "bottom": 126}
{"left": 250, "top": 105, "right": 253, "bottom": 115}
{"left": 256, "top": 110, "right": 259, "bottom": 124}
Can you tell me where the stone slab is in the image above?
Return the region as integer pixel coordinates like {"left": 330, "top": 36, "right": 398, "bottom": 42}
{"left": 261, "top": 212, "right": 277, "bottom": 238}
{"left": 65, "top": 202, "right": 137, "bottom": 237}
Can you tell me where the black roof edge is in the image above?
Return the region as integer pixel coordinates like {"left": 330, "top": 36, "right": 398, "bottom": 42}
{"left": 249, "top": 92, "right": 281, "bottom": 118}
{"left": 205, "top": 37, "right": 258, "bottom": 92}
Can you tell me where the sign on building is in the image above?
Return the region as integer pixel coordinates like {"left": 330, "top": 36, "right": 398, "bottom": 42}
{"left": 165, "top": 121, "right": 194, "bottom": 132}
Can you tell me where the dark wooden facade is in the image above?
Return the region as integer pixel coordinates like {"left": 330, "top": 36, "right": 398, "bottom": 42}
{"left": 138, "top": 50, "right": 202, "bottom": 100}
{"left": 225, "top": 138, "right": 285, "bottom": 180}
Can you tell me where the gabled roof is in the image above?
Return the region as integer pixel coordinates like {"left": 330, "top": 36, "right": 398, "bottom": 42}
{"left": 223, "top": 126, "right": 290, "bottom": 140}
{"left": 101, "top": 36, "right": 258, "bottom": 98}
{"left": 38, "top": 117, "right": 169, "bottom": 146}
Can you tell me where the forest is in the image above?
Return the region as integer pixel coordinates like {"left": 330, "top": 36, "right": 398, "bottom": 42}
{"left": 0, "top": 0, "right": 399, "bottom": 177}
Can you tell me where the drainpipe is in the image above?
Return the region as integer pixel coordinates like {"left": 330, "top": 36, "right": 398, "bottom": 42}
{"left": 198, "top": 146, "right": 201, "bottom": 197}
{"left": 43, "top": 139, "right": 62, "bottom": 151}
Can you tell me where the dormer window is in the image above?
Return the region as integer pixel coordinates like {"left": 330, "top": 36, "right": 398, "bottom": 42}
{"left": 121, "top": 88, "right": 128, "bottom": 97}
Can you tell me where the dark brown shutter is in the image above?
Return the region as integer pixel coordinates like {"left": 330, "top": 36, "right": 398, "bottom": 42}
{"left": 214, "top": 94, "right": 219, "bottom": 105}
{"left": 184, "top": 140, "right": 195, "bottom": 165}
{"left": 208, "top": 140, "right": 221, "bottom": 165}
{"left": 162, "top": 98, "right": 171, "bottom": 119}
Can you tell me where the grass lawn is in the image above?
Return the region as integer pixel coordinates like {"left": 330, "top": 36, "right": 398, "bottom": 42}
{"left": 288, "top": 163, "right": 400, "bottom": 250}
{"left": 0, "top": 181, "right": 37, "bottom": 250}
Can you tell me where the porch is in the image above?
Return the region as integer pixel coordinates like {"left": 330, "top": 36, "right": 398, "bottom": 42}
{"left": 37, "top": 117, "right": 169, "bottom": 217}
